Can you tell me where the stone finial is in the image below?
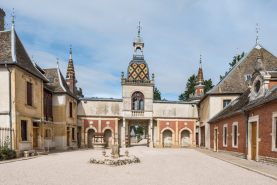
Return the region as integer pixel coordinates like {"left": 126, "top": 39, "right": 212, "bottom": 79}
{"left": 121, "top": 71, "right": 124, "bottom": 78}
{"left": 255, "top": 55, "right": 264, "bottom": 72}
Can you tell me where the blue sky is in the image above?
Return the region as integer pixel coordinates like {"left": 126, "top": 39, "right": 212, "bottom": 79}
{"left": 2, "top": 0, "right": 277, "bottom": 100}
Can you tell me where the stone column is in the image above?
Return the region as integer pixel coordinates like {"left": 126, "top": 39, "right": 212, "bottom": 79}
{"left": 157, "top": 120, "right": 160, "bottom": 145}
{"left": 81, "top": 119, "right": 85, "bottom": 148}
{"left": 176, "top": 121, "right": 178, "bottom": 145}
{"left": 98, "top": 118, "right": 101, "bottom": 133}
{"left": 193, "top": 120, "right": 196, "bottom": 147}
{"left": 122, "top": 118, "right": 126, "bottom": 148}
{"left": 115, "top": 119, "right": 118, "bottom": 145}
{"left": 149, "top": 119, "right": 153, "bottom": 148}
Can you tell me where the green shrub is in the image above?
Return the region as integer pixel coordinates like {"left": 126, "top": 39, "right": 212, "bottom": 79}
{"left": 0, "top": 136, "right": 16, "bottom": 160}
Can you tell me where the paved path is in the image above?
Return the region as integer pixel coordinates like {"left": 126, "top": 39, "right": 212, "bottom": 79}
{"left": 0, "top": 141, "right": 276, "bottom": 185}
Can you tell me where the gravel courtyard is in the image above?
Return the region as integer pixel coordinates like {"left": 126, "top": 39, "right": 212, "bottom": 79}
{"left": 0, "top": 140, "right": 275, "bottom": 185}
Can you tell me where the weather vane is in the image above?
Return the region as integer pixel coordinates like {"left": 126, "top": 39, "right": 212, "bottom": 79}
{"left": 70, "top": 44, "right": 72, "bottom": 54}
{"left": 10, "top": 8, "right": 16, "bottom": 24}
{"left": 256, "top": 23, "right": 260, "bottom": 45}
{"left": 200, "top": 54, "right": 202, "bottom": 68}
{"left": 56, "top": 53, "right": 59, "bottom": 67}
{"left": 137, "top": 21, "right": 142, "bottom": 37}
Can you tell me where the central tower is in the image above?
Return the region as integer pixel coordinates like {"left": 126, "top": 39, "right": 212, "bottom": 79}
{"left": 127, "top": 22, "right": 149, "bottom": 81}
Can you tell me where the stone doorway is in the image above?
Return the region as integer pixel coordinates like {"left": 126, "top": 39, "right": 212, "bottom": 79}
{"left": 104, "top": 129, "right": 112, "bottom": 148}
{"left": 88, "top": 129, "right": 95, "bottom": 148}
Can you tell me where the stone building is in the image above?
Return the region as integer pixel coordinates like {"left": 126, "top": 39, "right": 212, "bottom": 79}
{"left": 208, "top": 55, "right": 277, "bottom": 164}
{"left": 77, "top": 29, "right": 199, "bottom": 149}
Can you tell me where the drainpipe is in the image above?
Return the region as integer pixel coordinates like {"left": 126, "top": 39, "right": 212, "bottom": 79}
{"left": 242, "top": 110, "right": 249, "bottom": 159}
{"left": 5, "top": 64, "right": 12, "bottom": 150}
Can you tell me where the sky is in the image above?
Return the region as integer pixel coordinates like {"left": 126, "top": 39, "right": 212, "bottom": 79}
{"left": 2, "top": 0, "right": 277, "bottom": 100}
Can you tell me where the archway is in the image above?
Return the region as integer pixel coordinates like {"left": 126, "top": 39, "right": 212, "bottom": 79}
{"left": 104, "top": 129, "right": 112, "bottom": 148}
{"left": 87, "top": 129, "right": 95, "bottom": 148}
{"left": 181, "top": 130, "right": 190, "bottom": 147}
{"left": 163, "top": 130, "right": 172, "bottom": 147}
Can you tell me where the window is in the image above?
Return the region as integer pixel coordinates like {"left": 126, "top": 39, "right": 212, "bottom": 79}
{"left": 72, "top": 128, "right": 75, "bottom": 140}
{"left": 132, "top": 92, "right": 144, "bottom": 110}
{"left": 44, "top": 90, "right": 53, "bottom": 121}
{"left": 45, "top": 129, "right": 48, "bottom": 137}
{"left": 45, "top": 129, "right": 51, "bottom": 138}
{"left": 49, "top": 77, "right": 54, "bottom": 83}
{"left": 27, "top": 82, "right": 33, "bottom": 106}
{"left": 223, "top": 124, "right": 227, "bottom": 147}
{"left": 223, "top": 100, "right": 231, "bottom": 108}
{"left": 21, "top": 120, "right": 27, "bottom": 141}
{"left": 255, "top": 81, "right": 260, "bottom": 93}
{"left": 69, "top": 102, "right": 73, "bottom": 117}
{"left": 232, "top": 122, "right": 238, "bottom": 148}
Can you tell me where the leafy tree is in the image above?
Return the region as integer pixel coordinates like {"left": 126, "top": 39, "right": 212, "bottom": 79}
{"left": 220, "top": 52, "right": 245, "bottom": 80}
{"left": 179, "top": 74, "right": 197, "bottom": 101}
{"left": 204, "top": 78, "right": 214, "bottom": 93}
{"left": 179, "top": 74, "right": 214, "bottom": 100}
{"left": 153, "top": 87, "right": 161, "bottom": 100}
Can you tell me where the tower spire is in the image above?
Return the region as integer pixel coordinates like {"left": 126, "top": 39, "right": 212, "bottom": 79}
{"left": 196, "top": 55, "right": 204, "bottom": 86}
{"left": 66, "top": 45, "right": 75, "bottom": 79}
{"left": 10, "top": 8, "right": 16, "bottom": 25}
{"left": 256, "top": 23, "right": 260, "bottom": 45}
{"left": 199, "top": 54, "right": 202, "bottom": 68}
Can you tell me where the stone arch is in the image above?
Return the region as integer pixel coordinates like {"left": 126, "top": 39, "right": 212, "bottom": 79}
{"left": 179, "top": 127, "right": 193, "bottom": 147}
{"left": 130, "top": 90, "right": 145, "bottom": 97}
{"left": 160, "top": 127, "right": 176, "bottom": 146}
{"left": 85, "top": 126, "right": 97, "bottom": 146}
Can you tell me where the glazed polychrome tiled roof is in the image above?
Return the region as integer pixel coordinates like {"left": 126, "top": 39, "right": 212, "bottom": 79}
{"left": 196, "top": 67, "right": 204, "bottom": 85}
{"left": 66, "top": 58, "right": 75, "bottom": 79}
{"left": 128, "top": 60, "right": 149, "bottom": 81}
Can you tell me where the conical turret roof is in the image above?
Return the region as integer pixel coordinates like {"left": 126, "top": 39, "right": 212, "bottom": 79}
{"left": 196, "top": 56, "right": 204, "bottom": 85}
{"left": 66, "top": 46, "right": 75, "bottom": 79}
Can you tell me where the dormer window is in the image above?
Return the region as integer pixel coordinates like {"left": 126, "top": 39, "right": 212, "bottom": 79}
{"left": 132, "top": 91, "right": 144, "bottom": 110}
{"left": 255, "top": 81, "right": 260, "bottom": 93}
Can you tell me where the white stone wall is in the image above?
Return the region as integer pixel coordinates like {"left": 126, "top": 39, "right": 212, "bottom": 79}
{"left": 153, "top": 103, "right": 198, "bottom": 118}
{"left": 0, "top": 68, "right": 9, "bottom": 114}
{"left": 53, "top": 94, "right": 66, "bottom": 106}
{"left": 78, "top": 100, "right": 123, "bottom": 117}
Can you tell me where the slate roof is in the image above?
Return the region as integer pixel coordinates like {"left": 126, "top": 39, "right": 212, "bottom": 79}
{"left": 43, "top": 68, "right": 78, "bottom": 99}
{"left": 207, "top": 45, "right": 277, "bottom": 94}
{"left": 208, "top": 81, "right": 277, "bottom": 123}
{"left": 0, "top": 30, "right": 48, "bottom": 82}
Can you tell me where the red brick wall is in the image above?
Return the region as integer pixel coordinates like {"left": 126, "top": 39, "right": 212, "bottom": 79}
{"left": 178, "top": 121, "right": 194, "bottom": 133}
{"left": 248, "top": 101, "right": 277, "bottom": 158}
{"left": 84, "top": 119, "right": 98, "bottom": 132}
{"left": 101, "top": 120, "right": 115, "bottom": 133}
{"left": 210, "top": 114, "right": 246, "bottom": 155}
{"left": 268, "top": 81, "right": 277, "bottom": 90}
{"left": 160, "top": 121, "right": 175, "bottom": 132}
{"left": 159, "top": 120, "right": 195, "bottom": 138}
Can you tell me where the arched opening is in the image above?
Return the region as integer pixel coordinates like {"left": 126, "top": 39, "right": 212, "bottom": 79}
{"left": 181, "top": 130, "right": 190, "bottom": 147}
{"left": 136, "top": 47, "right": 142, "bottom": 56}
{"left": 132, "top": 92, "right": 144, "bottom": 110}
{"left": 163, "top": 130, "right": 172, "bottom": 147}
{"left": 87, "top": 129, "right": 95, "bottom": 148}
{"left": 104, "top": 129, "right": 112, "bottom": 148}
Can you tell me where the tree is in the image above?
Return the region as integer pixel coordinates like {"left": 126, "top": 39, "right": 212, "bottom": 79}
{"left": 204, "top": 78, "right": 214, "bottom": 93}
{"left": 179, "top": 74, "right": 197, "bottom": 101}
{"left": 179, "top": 74, "right": 214, "bottom": 100}
{"left": 220, "top": 52, "right": 245, "bottom": 80}
{"left": 153, "top": 87, "right": 161, "bottom": 100}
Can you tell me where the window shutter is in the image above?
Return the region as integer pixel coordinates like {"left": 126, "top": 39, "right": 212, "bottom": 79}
{"left": 70, "top": 102, "right": 72, "bottom": 117}
{"left": 27, "top": 82, "right": 32, "bottom": 106}
{"left": 21, "top": 120, "right": 27, "bottom": 141}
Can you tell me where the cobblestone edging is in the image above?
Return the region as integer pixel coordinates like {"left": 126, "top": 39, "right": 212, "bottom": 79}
{"left": 0, "top": 156, "right": 38, "bottom": 164}
{"left": 260, "top": 156, "right": 277, "bottom": 167}
{"left": 217, "top": 149, "right": 245, "bottom": 159}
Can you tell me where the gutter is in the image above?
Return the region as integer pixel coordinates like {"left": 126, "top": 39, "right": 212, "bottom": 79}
{"left": 242, "top": 110, "right": 249, "bottom": 158}
{"left": 5, "top": 64, "right": 12, "bottom": 150}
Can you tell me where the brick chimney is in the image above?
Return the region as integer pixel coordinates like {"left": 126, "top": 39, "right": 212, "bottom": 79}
{"left": 0, "top": 8, "right": 6, "bottom": 31}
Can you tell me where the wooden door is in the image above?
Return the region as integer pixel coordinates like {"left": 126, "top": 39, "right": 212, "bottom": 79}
{"left": 215, "top": 129, "right": 218, "bottom": 151}
{"left": 251, "top": 122, "right": 257, "bottom": 160}
{"left": 67, "top": 131, "right": 70, "bottom": 146}
{"left": 196, "top": 133, "right": 199, "bottom": 146}
{"left": 33, "top": 128, "right": 38, "bottom": 148}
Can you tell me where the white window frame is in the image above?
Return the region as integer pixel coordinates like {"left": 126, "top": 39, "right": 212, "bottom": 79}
{"left": 232, "top": 122, "right": 239, "bottom": 148}
{"left": 272, "top": 112, "right": 277, "bottom": 152}
{"left": 223, "top": 123, "right": 228, "bottom": 147}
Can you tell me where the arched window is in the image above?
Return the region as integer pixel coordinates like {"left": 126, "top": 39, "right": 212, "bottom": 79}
{"left": 132, "top": 91, "right": 144, "bottom": 110}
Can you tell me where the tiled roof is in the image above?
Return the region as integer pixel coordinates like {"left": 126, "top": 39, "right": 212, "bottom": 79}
{"left": 196, "top": 67, "right": 204, "bottom": 85}
{"left": 66, "top": 58, "right": 75, "bottom": 79}
{"left": 0, "top": 30, "right": 48, "bottom": 82}
{"left": 207, "top": 45, "right": 277, "bottom": 94}
{"left": 43, "top": 68, "right": 78, "bottom": 99}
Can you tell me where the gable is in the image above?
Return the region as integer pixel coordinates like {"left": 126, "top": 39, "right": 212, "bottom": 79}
{"left": 209, "top": 46, "right": 277, "bottom": 94}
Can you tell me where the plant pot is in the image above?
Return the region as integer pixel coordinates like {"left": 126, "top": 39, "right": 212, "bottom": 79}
{"left": 125, "top": 152, "right": 129, "bottom": 157}
{"left": 102, "top": 152, "right": 106, "bottom": 157}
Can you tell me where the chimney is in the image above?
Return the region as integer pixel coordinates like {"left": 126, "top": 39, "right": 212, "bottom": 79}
{"left": 0, "top": 8, "right": 6, "bottom": 31}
